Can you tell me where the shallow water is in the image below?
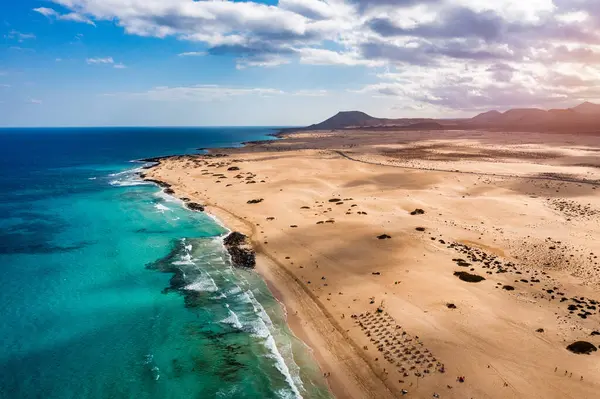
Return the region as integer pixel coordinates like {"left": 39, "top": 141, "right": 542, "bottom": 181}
{"left": 0, "top": 128, "right": 331, "bottom": 399}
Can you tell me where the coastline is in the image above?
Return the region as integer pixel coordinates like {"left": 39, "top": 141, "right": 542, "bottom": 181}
{"left": 140, "top": 157, "right": 395, "bottom": 399}
{"left": 139, "top": 128, "right": 600, "bottom": 399}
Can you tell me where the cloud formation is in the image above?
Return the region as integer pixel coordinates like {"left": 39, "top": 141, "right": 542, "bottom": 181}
{"left": 107, "top": 84, "right": 330, "bottom": 101}
{"left": 86, "top": 57, "right": 126, "bottom": 69}
{"left": 5, "top": 30, "right": 36, "bottom": 42}
{"left": 34, "top": 7, "right": 96, "bottom": 26}
{"left": 37, "top": 0, "right": 600, "bottom": 111}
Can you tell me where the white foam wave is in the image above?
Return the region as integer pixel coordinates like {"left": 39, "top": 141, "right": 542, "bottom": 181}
{"left": 88, "top": 177, "right": 97, "bottom": 180}
{"left": 109, "top": 167, "right": 144, "bottom": 177}
{"left": 185, "top": 273, "right": 219, "bottom": 293}
{"left": 220, "top": 307, "right": 243, "bottom": 329}
{"left": 243, "top": 289, "right": 304, "bottom": 398}
{"left": 154, "top": 203, "right": 171, "bottom": 213}
{"left": 154, "top": 190, "right": 183, "bottom": 204}
{"left": 109, "top": 178, "right": 149, "bottom": 187}
{"left": 172, "top": 254, "right": 194, "bottom": 266}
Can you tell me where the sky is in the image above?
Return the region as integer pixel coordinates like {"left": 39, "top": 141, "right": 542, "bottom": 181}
{"left": 1, "top": 0, "right": 599, "bottom": 127}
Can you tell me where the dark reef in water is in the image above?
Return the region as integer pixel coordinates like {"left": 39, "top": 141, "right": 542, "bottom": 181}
{"left": 143, "top": 178, "right": 171, "bottom": 188}
{"left": 224, "top": 232, "right": 256, "bottom": 268}
{"left": 145, "top": 239, "right": 211, "bottom": 308}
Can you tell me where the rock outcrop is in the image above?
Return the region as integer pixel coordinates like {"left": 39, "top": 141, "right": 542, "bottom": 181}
{"left": 224, "top": 232, "right": 256, "bottom": 268}
{"left": 186, "top": 202, "right": 205, "bottom": 212}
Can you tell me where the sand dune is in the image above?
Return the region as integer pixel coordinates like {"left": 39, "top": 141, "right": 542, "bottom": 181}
{"left": 144, "top": 129, "right": 600, "bottom": 399}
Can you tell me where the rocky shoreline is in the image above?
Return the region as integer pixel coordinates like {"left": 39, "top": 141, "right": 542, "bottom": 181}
{"left": 139, "top": 167, "right": 256, "bottom": 270}
{"left": 223, "top": 231, "right": 256, "bottom": 268}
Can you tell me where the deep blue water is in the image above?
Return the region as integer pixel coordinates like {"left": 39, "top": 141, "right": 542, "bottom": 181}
{"left": 0, "top": 128, "right": 330, "bottom": 399}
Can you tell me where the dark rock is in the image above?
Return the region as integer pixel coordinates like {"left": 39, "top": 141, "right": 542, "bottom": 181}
{"left": 223, "top": 232, "right": 255, "bottom": 268}
{"left": 164, "top": 188, "right": 175, "bottom": 195}
{"left": 328, "top": 198, "right": 342, "bottom": 203}
{"left": 453, "top": 271, "right": 485, "bottom": 283}
{"left": 566, "top": 341, "right": 597, "bottom": 355}
{"left": 410, "top": 209, "right": 425, "bottom": 215}
{"left": 536, "top": 328, "right": 544, "bottom": 333}
{"left": 145, "top": 178, "right": 171, "bottom": 188}
{"left": 223, "top": 232, "right": 246, "bottom": 247}
{"left": 247, "top": 198, "right": 264, "bottom": 204}
{"left": 186, "top": 202, "right": 205, "bottom": 212}
{"left": 446, "top": 303, "right": 457, "bottom": 309}
{"left": 377, "top": 234, "right": 391, "bottom": 240}
{"left": 227, "top": 166, "right": 240, "bottom": 171}
{"left": 415, "top": 227, "right": 426, "bottom": 232}
{"left": 372, "top": 272, "right": 381, "bottom": 275}
{"left": 591, "top": 331, "right": 600, "bottom": 336}
{"left": 502, "top": 285, "right": 515, "bottom": 291}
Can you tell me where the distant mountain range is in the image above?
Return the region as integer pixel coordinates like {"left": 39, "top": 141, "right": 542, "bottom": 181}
{"left": 304, "top": 102, "right": 600, "bottom": 132}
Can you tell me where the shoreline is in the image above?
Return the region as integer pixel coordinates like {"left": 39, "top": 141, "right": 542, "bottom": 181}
{"left": 141, "top": 171, "right": 333, "bottom": 398}
{"left": 140, "top": 128, "right": 600, "bottom": 398}
{"left": 139, "top": 159, "right": 394, "bottom": 399}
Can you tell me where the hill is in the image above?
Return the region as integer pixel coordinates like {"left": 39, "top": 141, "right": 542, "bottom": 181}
{"left": 307, "top": 111, "right": 381, "bottom": 130}
{"left": 303, "top": 101, "right": 600, "bottom": 133}
{"left": 468, "top": 102, "right": 600, "bottom": 129}
{"left": 572, "top": 101, "right": 600, "bottom": 115}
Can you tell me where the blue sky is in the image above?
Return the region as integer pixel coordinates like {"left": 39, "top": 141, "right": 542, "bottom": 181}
{"left": 1, "top": 0, "right": 599, "bottom": 126}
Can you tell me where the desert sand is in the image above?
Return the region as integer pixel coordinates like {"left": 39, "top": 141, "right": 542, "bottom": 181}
{"left": 144, "top": 129, "right": 600, "bottom": 399}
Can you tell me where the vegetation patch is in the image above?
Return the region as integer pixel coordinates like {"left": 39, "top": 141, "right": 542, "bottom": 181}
{"left": 453, "top": 271, "right": 485, "bottom": 283}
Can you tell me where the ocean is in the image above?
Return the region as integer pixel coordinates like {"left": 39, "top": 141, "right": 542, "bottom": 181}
{"left": 0, "top": 127, "right": 331, "bottom": 399}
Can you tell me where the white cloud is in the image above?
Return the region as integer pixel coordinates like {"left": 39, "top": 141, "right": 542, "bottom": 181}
{"left": 86, "top": 57, "right": 127, "bottom": 68}
{"left": 60, "top": 13, "right": 96, "bottom": 26}
{"left": 36, "top": 0, "right": 600, "bottom": 111}
{"left": 107, "top": 84, "right": 291, "bottom": 101}
{"left": 293, "top": 89, "right": 329, "bottom": 96}
{"left": 33, "top": 7, "right": 58, "bottom": 18}
{"left": 0, "top": 84, "right": 10, "bottom": 88}
{"left": 34, "top": 7, "right": 95, "bottom": 26}
{"left": 55, "top": 58, "right": 63, "bottom": 62}
{"left": 5, "top": 30, "right": 36, "bottom": 42}
{"left": 27, "top": 99, "right": 42, "bottom": 104}
{"left": 178, "top": 51, "right": 207, "bottom": 57}
{"left": 236, "top": 55, "right": 291, "bottom": 69}
{"left": 86, "top": 57, "right": 114, "bottom": 64}
{"left": 297, "top": 48, "right": 385, "bottom": 66}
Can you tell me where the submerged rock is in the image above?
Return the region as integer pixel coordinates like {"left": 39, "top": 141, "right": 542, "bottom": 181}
{"left": 223, "top": 232, "right": 256, "bottom": 268}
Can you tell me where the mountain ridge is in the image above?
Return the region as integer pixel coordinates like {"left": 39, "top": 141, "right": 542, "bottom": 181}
{"left": 304, "top": 102, "right": 600, "bottom": 132}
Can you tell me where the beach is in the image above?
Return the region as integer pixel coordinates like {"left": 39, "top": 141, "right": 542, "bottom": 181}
{"left": 144, "top": 129, "right": 600, "bottom": 398}
{"left": 0, "top": 127, "right": 333, "bottom": 399}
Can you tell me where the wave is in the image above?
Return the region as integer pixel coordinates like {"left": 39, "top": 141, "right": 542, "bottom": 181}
{"left": 220, "top": 306, "right": 243, "bottom": 329}
{"left": 154, "top": 203, "right": 171, "bottom": 213}
{"left": 108, "top": 165, "right": 152, "bottom": 187}
{"left": 184, "top": 274, "right": 219, "bottom": 293}
{"left": 109, "top": 178, "right": 150, "bottom": 187}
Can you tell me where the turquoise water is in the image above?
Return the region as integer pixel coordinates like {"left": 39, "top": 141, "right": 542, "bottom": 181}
{"left": 0, "top": 128, "right": 331, "bottom": 399}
